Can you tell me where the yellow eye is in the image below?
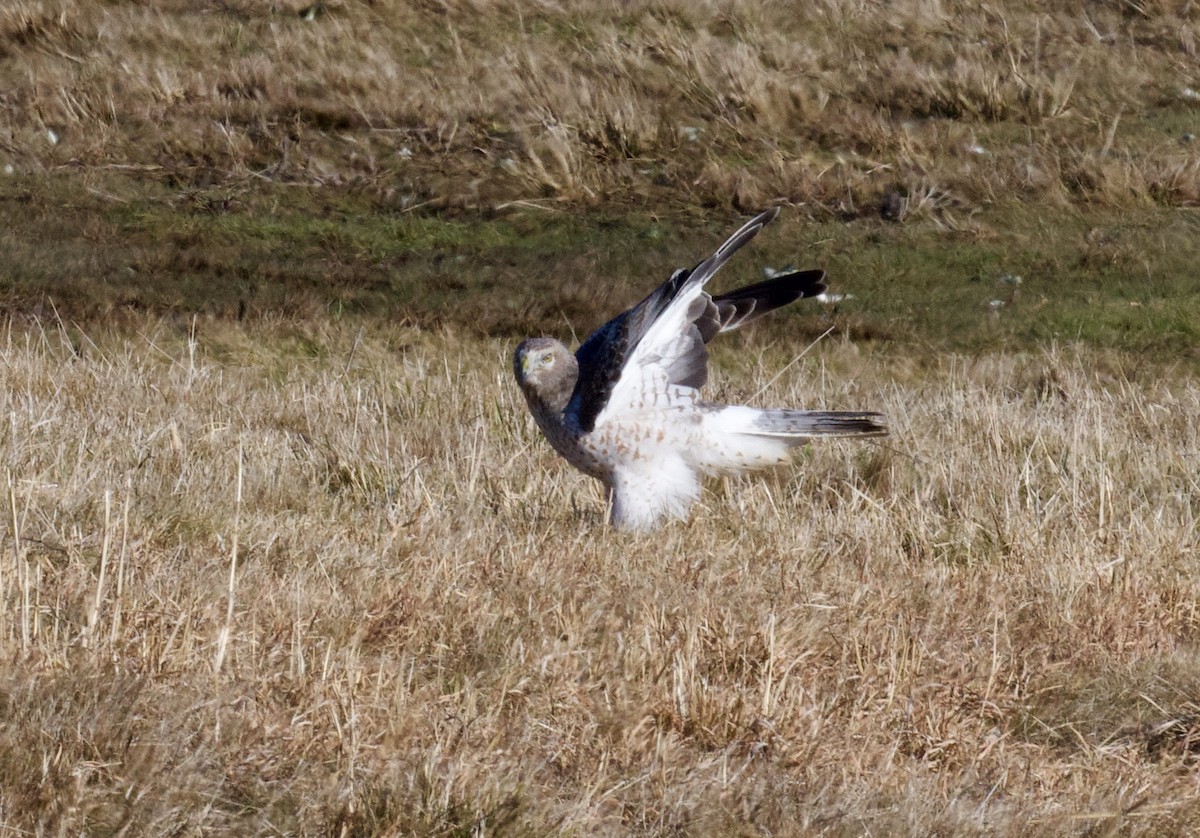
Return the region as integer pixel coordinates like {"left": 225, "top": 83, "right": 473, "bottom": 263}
{"left": 540, "top": 352, "right": 555, "bottom": 365}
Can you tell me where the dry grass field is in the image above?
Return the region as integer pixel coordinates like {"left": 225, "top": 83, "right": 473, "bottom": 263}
{"left": 0, "top": 321, "right": 1199, "bottom": 835}
{"left": 2, "top": 0, "right": 1200, "bottom": 835}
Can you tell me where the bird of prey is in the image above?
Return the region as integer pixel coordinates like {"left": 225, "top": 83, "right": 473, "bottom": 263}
{"left": 513, "top": 208, "right": 886, "bottom": 530}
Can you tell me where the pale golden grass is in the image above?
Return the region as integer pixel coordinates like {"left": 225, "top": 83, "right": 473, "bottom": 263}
{"left": 1, "top": 0, "right": 1197, "bottom": 211}
{"left": 1, "top": 316, "right": 1199, "bottom": 834}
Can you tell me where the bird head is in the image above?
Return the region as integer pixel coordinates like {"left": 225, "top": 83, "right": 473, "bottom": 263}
{"left": 514, "top": 337, "right": 565, "bottom": 385}
{"left": 513, "top": 337, "right": 576, "bottom": 411}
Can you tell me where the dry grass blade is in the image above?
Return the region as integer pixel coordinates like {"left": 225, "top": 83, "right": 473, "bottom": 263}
{"left": 213, "top": 443, "right": 244, "bottom": 677}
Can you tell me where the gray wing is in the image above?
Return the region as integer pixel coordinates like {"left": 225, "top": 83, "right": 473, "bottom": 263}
{"left": 569, "top": 209, "right": 779, "bottom": 432}
{"left": 569, "top": 210, "right": 823, "bottom": 433}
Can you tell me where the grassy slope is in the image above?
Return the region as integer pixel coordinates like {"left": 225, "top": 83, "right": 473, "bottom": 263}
{"left": 1, "top": 0, "right": 1200, "bottom": 835}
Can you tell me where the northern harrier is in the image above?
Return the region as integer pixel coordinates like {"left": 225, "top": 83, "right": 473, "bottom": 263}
{"left": 513, "top": 208, "right": 886, "bottom": 530}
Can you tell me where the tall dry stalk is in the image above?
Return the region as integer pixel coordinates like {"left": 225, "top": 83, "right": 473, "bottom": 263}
{"left": 213, "top": 444, "right": 243, "bottom": 677}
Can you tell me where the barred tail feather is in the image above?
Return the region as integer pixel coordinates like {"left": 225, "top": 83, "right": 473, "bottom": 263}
{"left": 749, "top": 408, "right": 888, "bottom": 439}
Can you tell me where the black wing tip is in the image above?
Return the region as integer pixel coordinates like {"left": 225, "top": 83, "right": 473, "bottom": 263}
{"left": 754, "top": 207, "right": 782, "bottom": 226}
{"left": 709, "top": 269, "right": 829, "bottom": 333}
{"left": 713, "top": 208, "right": 783, "bottom": 261}
{"left": 763, "top": 268, "right": 828, "bottom": 299}
{"left": 713, "top": 269, "right": 828, "bottom": 303}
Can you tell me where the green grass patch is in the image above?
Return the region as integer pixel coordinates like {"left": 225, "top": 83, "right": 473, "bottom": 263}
{"left": 3, "top": 171, "right": 1198, "bottom": 355}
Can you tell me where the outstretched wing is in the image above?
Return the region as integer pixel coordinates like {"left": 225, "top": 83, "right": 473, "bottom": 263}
{"left": 703, "top": 268, "right": 826, "bottom": 339}
{"left": 568, "top": 209, "right": 817, "bottom": 433}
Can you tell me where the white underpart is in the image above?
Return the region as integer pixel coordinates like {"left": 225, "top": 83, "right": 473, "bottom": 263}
{"left": 607, "top": 453, "right": 700, "bottom": 530}
{"left": 579, "top": 214, "right": 799, "bottom": 530}
{"left": 582, "top": 398, "right": 703, "bottom": 530}
{"left": 591, "top": 404, "right": 797, "bottom": 531}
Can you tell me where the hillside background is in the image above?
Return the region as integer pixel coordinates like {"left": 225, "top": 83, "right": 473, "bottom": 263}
{"left": 2, "top": 0, "right": 1199, "bottom": 347}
